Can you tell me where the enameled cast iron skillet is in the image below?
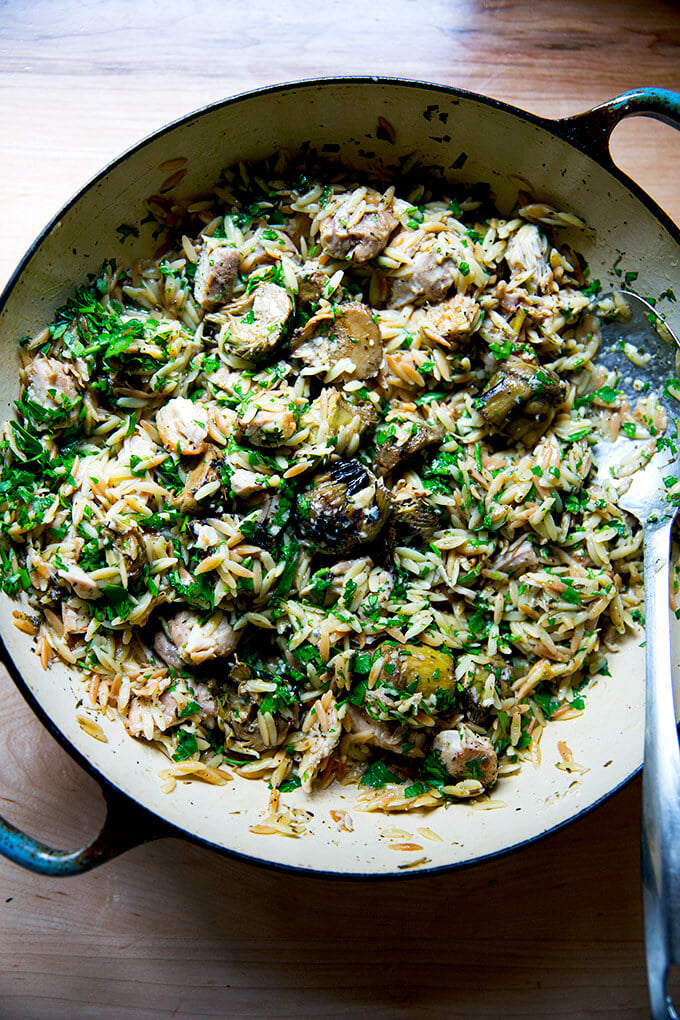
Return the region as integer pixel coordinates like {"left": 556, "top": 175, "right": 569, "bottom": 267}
{"left": 1, "top": 78, "right": 679, "bottom": 878}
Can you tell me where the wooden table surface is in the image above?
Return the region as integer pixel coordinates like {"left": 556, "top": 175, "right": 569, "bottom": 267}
{"left": 1, "top": 1, "right": 680, "bottom": 1016}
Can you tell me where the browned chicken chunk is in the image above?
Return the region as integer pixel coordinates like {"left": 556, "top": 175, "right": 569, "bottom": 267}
{"left": 156, "top": 396, "right": 209, "bottom": 455}
{"left": 194, "top": 243, "right": 241, "bottom": 310}
{"left": 161, "top": 609, "right": 239, "bottom": 665}
{"left": 319, "top": 188, "right": 397, "bottom": 262}
{"left": 230, "top": 468, "right": 270, "bottom": 498}
{"left": 432, "top": 728, "right": 498, "bottom": 789}
{"left": 389, "top": 247, "right": 457, "bottom": 307}
{"left": 24, "top": 357, "right": 81, "bottom": 429}
{"left": 236, "top": 390, "right": 299, "bottom": 447}
{"left": 493, "top": 536, "right": 538, "bottom": 575}
{"left": 345, "top": 706, "right": 412, "bottom": 755}
{"left": 420, "top": 294, "right": 482, "bottom": 347}
{"left": 504, "top": 224, "right": 552, "bottom": 294}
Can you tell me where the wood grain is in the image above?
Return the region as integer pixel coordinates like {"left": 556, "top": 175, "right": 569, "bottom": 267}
{"left": 1, "top": 1, "right": 679, "bottom": 1016}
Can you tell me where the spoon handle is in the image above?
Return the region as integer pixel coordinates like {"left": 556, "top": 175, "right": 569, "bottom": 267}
{"left": 642, "top": 519, "right": 680, "bottom": 1019}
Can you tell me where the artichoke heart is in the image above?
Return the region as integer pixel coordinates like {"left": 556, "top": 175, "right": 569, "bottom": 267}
{"left": 391, "top": 488, "right": 444, "bottom": 533}
{"left": 296, "top": 459, "right": 390, "bottom": 553}
{"left": 291, "top": 302, "right": 383, "bottom": 380}
{"left": 378, "top": 642, "right": 456, "bottom": 695}
{"left": 477, "top": 355, "right": 565, "bottom": 446}
{"left": 224, "top": 282, "right": 292, "bottom": 361}
{"left": 375, "top": 414, "right": 444, "bottom": 476}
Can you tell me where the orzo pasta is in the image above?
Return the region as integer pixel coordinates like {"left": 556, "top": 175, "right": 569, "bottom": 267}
{"left": 0, "top": 155, "right": 648, "bottom": 810}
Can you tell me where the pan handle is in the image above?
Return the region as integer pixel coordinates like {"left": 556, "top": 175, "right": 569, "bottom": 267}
{"left": 554, "top": 87, "right": 680, "bottom": 165}
{"left": 0, "top": 781, "right": 172, "bottom": 876}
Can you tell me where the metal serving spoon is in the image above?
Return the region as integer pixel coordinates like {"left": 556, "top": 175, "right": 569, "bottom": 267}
{"left": 591, "top": 291, "right": 680, "bottom": 1019}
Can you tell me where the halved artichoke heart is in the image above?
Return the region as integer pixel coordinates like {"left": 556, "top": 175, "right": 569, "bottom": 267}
{"left": 377, "top": 641, "right": 456, "bottom": 695}
{"left": 224, "top": 282, "right": 292, "bottom": 361}
{"left": 291, "top": 302, "right": 383, "bottom": 381}
{"left": 477, "top": 355, "right": 565, "bottom": 446}
{"left": 296, "top": 459, "right": 390, "bottom": 553}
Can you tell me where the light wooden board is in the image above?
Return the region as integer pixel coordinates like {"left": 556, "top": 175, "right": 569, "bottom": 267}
{"left": 1, "top": 1, "right": 679, "bottom": 1016}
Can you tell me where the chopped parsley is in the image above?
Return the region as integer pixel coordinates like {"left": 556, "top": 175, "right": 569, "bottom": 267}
{"left": 359, "top": 760, "right": 400, "bottom": 789}
{"left": 172, "top": 730, "right": 199, "bottom": 762}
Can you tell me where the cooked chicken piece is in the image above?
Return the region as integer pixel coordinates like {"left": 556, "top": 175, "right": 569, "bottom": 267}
{"left": 493, "top": 536, "right": 538, "bottom": 575}
{"left": 504, "top": 224, "right": 552, "bottom": 294}
{"left": 24, "top": 357, "right": 81, "bottom": 428}
{"left": 54, "top": 536, "right": 103, "bottom": 600}
{"left": 236, "top": 390, "right": 299, "bottom": 447}
{"left": 296, "top": 691, "right": 343, "bottom": 791}
{"left": 61, "top": 601, "right": 90, "bottom": 636}
{"left": 494, "top": 280, "right": 525, "bottom": 315}
{"left": 224, "top": 282, "right": 292, "bottom": 361}
{"left": 125, "top": 698, "right": 148, "bottom": 738}
{"left": 419, "top": 294, "right": 482, "bottom": 347}
{"left": 156, "top": 396, "right": 209, "bottom": 455}
{"left": 120, "top": 431, "right": 160, "bottom": 468}
{"left": 193, "top": 242, "right": 241, "bottom": 310}
{"left": 319, "top": 188, "right": 397, "bottom": 262}
{"left": 127, "top": 681, "right": 218, "bottom": 739}
{"left": 296, "top": 459, "right": 390, "bottom": 553}
{"left": 172, "top": 445, "right": 224, "bottom": 513}
{"left": 291, "top": 302, "right": 382, "bottom": 381}
{"left": 477, "top": 356, "right": 565, "bottom": 446}
{"left": 345, "top": 705, "right": 415, "bottom": 756}
{"left": 165, "top": 609, "right": 239, "bottom": 665}
{"left": 190, "top": 682, "right": 219, "bottom": 723}
{"left": 284, "top": 213, "right": 311, "bottom": 248}
{"left": 374, "top": 415, "right": 444, "bottom": 476}
{"left": 188, "top": 521, "right": 222, "bottom": 551}
{"left": 432, "top": 728, "right": 498, "bottom": 789}
{"left": 55, "top": 535, "right": 84, "bottom": 568}
{"left": 197, "top": 681, "right": 219, "bottom": 714}
{"left": 229, "top": 467, "right": 270, "bottom": 498}
{"left": 57, "top": 562, "right": 102, "bottom": 600}
{"left": 158, "top": 686, "right": 217, "bottom": 727}
{"left": 389, "top": 247, "right": 457, "bottom": 308}
{"left": 158, "top": 690, "right": 181, "bottom": 727}
{"left": 207, "top": 364, "right": 241, "bottom": 392}
{"left": 158, "top": 687, "right": 215, "bottom": 728}
{"left": 377, "top": 642, "right": 456, "bottom": 695}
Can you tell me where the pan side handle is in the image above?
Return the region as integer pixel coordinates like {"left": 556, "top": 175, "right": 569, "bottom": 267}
{"left": 0, "top": 782, "right": 172, "bottom": 876}
{"left": 553, "top": 87, "right": 680, "bottom": 166}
